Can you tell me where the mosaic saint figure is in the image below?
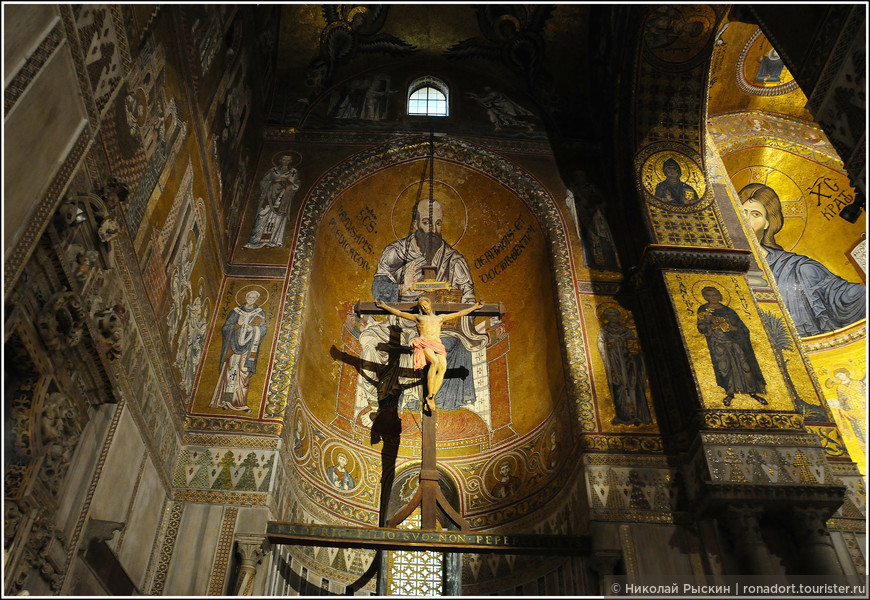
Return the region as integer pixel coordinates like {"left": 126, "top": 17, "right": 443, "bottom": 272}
{"left": 209, "top": 290, "right": 267, "bottom": 412}
{"left": 490, "top": 461, "right": 520, "bottom": 499}
{"left": 740, "top": 183, "right": 866, "bottom": 336}
{"left": 244, "top": 155, "right": 300, "bottom": 249}
{"left": 375, "top": 296, "right": 483, "bottom": 411}
{"left": 654, "top": 158, "right": 699, "bottom": 204}
{"left": 825, "top": 368, "right": 867, "bottom": 445}
{"left": 326, "top": 452, "right": 355, "bottom": 491}
{"left": 696, "top": 286, "right": 767, "bottom": 406}
{"left": 545, "top": 430, "right": 561, "bottom": 470}
{"left": 175, "top": 287, "right": 209, "bottom": 396}
{"left": 566, "top": 171, "right": 619, "bottom": 271}
{"left": 166, "top": 240, "right": 194, "bottom": 341}
{"left": 755, "top": 48, "right": 785, "bottom": 82}
{"left": 358, "top": 198, "right": 486, "bottom": 414}
{"left": 466, "top": 87, "right": 535, "bottom": 132}
{"left": 597, "top": 307, "right": 653, "bottom": 425}
{"left": 292, "top": 417, "right": 305, "bottom": 456}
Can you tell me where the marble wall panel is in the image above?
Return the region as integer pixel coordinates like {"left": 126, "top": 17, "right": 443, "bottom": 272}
{"left": 163, "top": 503, "right": 227, "bottom": 595}
{"left": 114, "top": 457, "right": 167, "bottom": 589}
{"left": 89, "top": 408, "right": 146, "bottom": 522}
{"left": 3, "top": 4, "right": 59, "bottom": 80}
{"left": 4, "top": 47, "right": 87, "bottom": 253}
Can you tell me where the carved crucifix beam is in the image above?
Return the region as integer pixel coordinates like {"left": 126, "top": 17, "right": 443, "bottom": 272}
{"left": 354, "top": 300, "right": 504, "bottom": 317}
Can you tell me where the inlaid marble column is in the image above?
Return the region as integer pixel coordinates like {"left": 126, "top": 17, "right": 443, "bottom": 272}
{"left": 791, "top": 507, "right": 844, "bottom": 575}
{"left": 233, "top": 535, "right": 268, "bottom": 596}
{"left": 590, "top": 551, "right": 622, "bottom": 596}
{"left": 722, "top": 505, "right": 780, "bottom": 575}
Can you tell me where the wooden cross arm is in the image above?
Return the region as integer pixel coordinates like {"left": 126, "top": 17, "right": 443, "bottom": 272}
{"left": 354, "top": 301, "right": 504, "bottom": 317}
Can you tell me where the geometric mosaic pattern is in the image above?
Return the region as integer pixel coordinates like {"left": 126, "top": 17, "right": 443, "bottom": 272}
{"left": 173, "top": 447, "right": 277, "bottom": 492}
{"left": 647, "top": 203, "right": 730, "bottom": 248}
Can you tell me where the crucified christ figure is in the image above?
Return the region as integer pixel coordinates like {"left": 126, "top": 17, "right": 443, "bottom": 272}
{"left": 375, "top": 296, "right": 484, "bottom": 412}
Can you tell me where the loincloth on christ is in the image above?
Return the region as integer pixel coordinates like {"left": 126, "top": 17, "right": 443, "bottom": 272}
{"left": 411, "top": 338, "right": 446, "bottom": 370}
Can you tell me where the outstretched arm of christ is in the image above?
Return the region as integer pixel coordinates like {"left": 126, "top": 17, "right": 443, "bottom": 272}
{"left": 438, "top": 301, "right": 484, "bottom": 322}
{"left": 374, "top": 300, "right": 418, "bottom": 322}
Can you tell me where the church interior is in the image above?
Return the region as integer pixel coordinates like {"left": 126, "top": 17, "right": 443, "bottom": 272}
{"left": 3, "top": 3, "right": 867, "bottom": 596}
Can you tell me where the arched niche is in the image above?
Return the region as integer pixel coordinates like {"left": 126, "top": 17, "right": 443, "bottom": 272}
{"left": 268, "top": 136, "right": 595, "bottom": 512}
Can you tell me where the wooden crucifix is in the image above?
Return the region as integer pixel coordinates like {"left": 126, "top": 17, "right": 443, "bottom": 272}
{"left": 354, "top": 295, "right": 503, "bottom": 530}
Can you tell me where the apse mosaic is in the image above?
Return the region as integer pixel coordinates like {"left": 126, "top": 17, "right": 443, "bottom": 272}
{"left": 295, "top": 153, "right": 562, "bottom": 456}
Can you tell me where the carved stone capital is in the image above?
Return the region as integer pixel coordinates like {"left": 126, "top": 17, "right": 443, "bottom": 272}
{"left": 722, "top": 504, "right": 764, "bottom": 543}
{"left": 791, "top": 506, "right": 836, "bottom": 545}
{"left": 590, "top": 550, "right": 622, "bottom": 576}
{"left": 233, "top": 535, "right": 269, "bottom": 596}
{"left": 235, "top": 535, "right": 268, "bottom": 566}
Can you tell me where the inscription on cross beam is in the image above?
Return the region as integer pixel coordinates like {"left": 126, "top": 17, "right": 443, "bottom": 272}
{"left": 266, "top": 522, "right": 590, "bottom": 556}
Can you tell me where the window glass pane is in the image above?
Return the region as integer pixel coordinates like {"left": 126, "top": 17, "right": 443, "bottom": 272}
{"left": 408, "top": 86, "right": 447, "bottom": 116}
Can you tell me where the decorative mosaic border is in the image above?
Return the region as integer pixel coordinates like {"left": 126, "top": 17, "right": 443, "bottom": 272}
{"left": 266, "top": 135, "right": 593, "bottom": 428}
{"left": 110, "top": 5, "right": 132, "bottom": 76}
{"left": 4, "top": 21, "right": 64, "bottom": 116}
{"left": 263, "top": 127, "right": 556, "bottom": 156}
{"left": 593, "top": 509, "right": 675, "bottom": 524}
{"left": 184, "top": 416, "right": 283, "bottom": 437}
{"left": 579, "top": 434, "right": 664, "bottom": 453}
{"left": 699, "top": 431, "right": 820, "bottom": 447}
{"left": 149, "top": 500, "right": 185, "bottom": 595}
{"left": 173, "top": 489, "right": 270, "bottom": 506}
{"left": 141, "top": 497, "right": 169, "bottom": 593}
{"left": 801, "top": 323, "right": 867, "bottom": 353}
{"left": 708, "top": 112, "right": 844, "bottom": 169}
{"left": 58, "top": 4, "right": 98, "bottom": 125}
{"left": 838, "top": 531, "right": 868, "bottom": 571}
{"left": 827, "top": 517, "right": 866, "bottom": 533}
{"left": 697, "top": 410, "right": 805, "bottom": 431}
{"left": 620, "top": 523, "right": 639, "bottom": 583}
{"left": 583, "top": 453, "right": 671, "bottom": 468}
{"left": 208, "top": 506, "right": 238, "bottom": 595}
{"left": 182, "top": 433, "right": 280, "bottom": 449}
{"left": 828, "top": 462, "right": 864, "bottom": 476}
{"left": 4, "top": 126, "right": 91, "bottom": 298}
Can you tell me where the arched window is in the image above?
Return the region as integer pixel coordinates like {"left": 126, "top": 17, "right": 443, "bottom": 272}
{"left": 408, "top": 76, "right": 449, "bottom": 116}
